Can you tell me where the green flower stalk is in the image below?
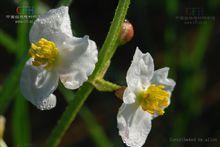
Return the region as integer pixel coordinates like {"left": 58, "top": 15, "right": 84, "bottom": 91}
{"left": 45, "top": 0, "right": 131, "bottom": 146}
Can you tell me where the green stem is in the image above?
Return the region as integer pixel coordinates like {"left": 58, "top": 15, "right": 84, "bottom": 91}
{"left": 57, "top": 0, "right": 74, "bottom": 7}
{"left": 12, "top": 91, "right": 30, "bottom": 146}
{"left": 12, "top": 1, "right": 32, "bottom": 146}
{"left": 92, "top": 79, "right": 121, "bottom": 92}
{"left": 59, "top": 86, "right": 113, "bottom": 147}
{"left": 79, "top": 107, "right": 113, "bottom": 147}
{"left": 46, "top": 83, "right": 94, "bottom": 146}
{"left": 45, "top": 0, "right": 130, "bottom": 146}
{"left": 0, "top": 57, "right": 27, "bottom": 113}
{"left": 0, "top": 30, "right": 17, "bottom": 54}
{"left": 89, "top": 2, "right": 129, "bottom": 82}
{"left": 16, "top": 18, "right": 29, "bottom": 59}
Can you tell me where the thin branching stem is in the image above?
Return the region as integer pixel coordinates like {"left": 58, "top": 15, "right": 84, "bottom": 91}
{"left": 45, "top": 0, "right": 131, "bottom": 146}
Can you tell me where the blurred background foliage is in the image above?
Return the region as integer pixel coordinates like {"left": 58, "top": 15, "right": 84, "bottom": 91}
{"left": 0, "top": 0, "right": 220, "bottom": 146}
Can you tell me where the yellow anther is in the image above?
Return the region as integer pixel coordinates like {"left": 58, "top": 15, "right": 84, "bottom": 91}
{"left": 29, "top": 38, "right": 59, "bottom": 69}
{"left": 140, "top": 84, "right": 170, "bottom": 116}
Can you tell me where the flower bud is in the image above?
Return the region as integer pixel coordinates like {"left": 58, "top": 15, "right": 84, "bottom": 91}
{"left": 0, "top": 139, "right": 7, "bottom": 147}
{"left": 119, "top": 20, "right": 134, "bottom": 45}
{"left": 115, "top": 87, "right": 126, "bottom": 100}
{"left": 0, "top": 116, "right": 6, "bottom": 139}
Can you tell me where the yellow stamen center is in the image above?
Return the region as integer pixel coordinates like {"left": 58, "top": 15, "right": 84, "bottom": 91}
{"left": 29, "top": 38, "right": 59, "bottom": 69}
{"left": 140, "top": 84, "right": 169, "bottom": 116}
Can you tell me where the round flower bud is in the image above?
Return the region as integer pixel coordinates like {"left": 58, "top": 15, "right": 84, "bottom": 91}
{"left": 119, "top": 20, "right": 134, "bottom": 45}
{"left": 0, "top": 116, "right": 6, "bottom": 139}
{"left": 115, "top": 87, "right": 126, "bottom": 100}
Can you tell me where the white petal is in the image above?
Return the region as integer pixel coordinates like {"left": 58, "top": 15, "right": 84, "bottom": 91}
{"left": 59, "top": 36, "right": 98, "bottom": 89}
{"left": 20, "top": 59, "right": 59, "bottom": 110}
{"left": 150, "top": 67, "right": 175, "bottom": 118}
{"left": 126, "top": 47, "right": 154, "bottom": 93}
{"left": 151, "top": 67, "right": 176, "bottom": 93}
{"left": 117, "top": 103, "right": 152, "bottom": 147}
{"left": 29, "top": 6, "right": 73, "bottom": 48}
{"left": 36, "top": 94, "right": 57, "bottom": 110}
{"left": 123, "top": 88, "right": 136, "bottom": 104}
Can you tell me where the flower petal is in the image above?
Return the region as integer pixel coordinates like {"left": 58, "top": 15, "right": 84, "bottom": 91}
{"left": 117, "top": 103, "right": 152, "bottom": 147}
{"left": 150, "top": 67, "right": 175, "bottom": 118}
{"left": 20, "top": 59, "right": 59, "bottom": 110}
{"left": 59, "top": 36, "right": 98, "bottom": 89}
{"left": 151, "top": 67, "right": 176, "bottom": 93}
{"left": 126, "top": 47, "right": 154, "bottom": 93}
{"left": 29, "top": 6, "right": 73, "bottom": 48}
{"left": 123, "top": 88, "right": 136, "bottom": 104}
{"left": 36, "top": 94, "right": 57, "bottom": 110}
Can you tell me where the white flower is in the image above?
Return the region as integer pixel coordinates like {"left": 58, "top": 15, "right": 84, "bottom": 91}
{"left": 117, "top": 47, "right": 175, "bottom": 147}
{"left": 20, "top": 6, "right": 98, "bottom": 110}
